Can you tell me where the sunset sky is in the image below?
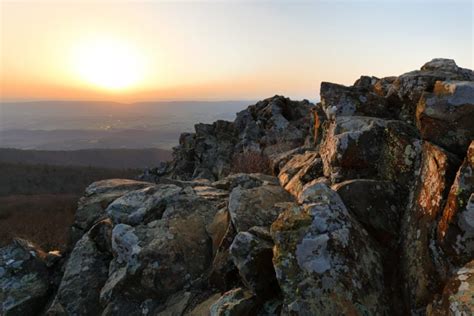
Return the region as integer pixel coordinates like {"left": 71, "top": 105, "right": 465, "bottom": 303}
{"left": 1, "top": 0, "right": 473, "bottom": 102}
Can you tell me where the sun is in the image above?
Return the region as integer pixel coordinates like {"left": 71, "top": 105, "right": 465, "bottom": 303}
{"left": 73, "top": 37, "right": 145, "bottom": 90}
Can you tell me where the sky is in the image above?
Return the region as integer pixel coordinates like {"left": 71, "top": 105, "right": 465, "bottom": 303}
{"left": 1, "top": 0, "right": 473, "bottom": 102}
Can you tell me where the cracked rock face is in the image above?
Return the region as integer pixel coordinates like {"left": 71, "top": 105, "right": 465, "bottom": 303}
{"left": 427, "top": 260, "right": 474, "bottom": 316}
{"left": 319, "top": 116, "right": 421, "bottom": 184}
{"left": 401, "top": 142, "right": 461, "bottom": 312}
{"left": 0, "top": 239, "right": 51, "bottom": 316}
{"left": 229, "top": 227, "right": 279, "bottom": 299}
{"left": 417, "top": 80, "right": 474, "bottom": 156}
{"left": 437, "top": 141, "right": 474, "bottom": 268}
{"left": 271, "top": 185, "right": 389, "bottom": 315}
{"left": 228, "top": 184, "right": 293, "bottom": 233}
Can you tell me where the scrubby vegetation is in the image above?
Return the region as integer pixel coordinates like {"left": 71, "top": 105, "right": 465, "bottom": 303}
{"left": 231, "top": 151, "right": 271, "bottom": 175}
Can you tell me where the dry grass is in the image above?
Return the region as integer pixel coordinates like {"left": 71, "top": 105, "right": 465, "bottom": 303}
{"left": 231, "top": 151, "right": 271, "bottom": 175}
{"left": 0, "top": 194, "right": 77, "bottom": 251}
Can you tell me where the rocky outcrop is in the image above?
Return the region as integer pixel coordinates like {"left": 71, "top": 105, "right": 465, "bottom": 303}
{"left": 437, "top": 141, "right": 474, "bottom": 269}
{"left": 417, "top": 81, "right": 474, "bottom": 155}
{"left": 147, "top": 96, "right": 314, "bottom": 181}
{"left": 401, "top": 142, "right": 461, "bottom": 312}
{"left": 2, "top": 58, "right": 473, "bottom": 315}
{"left": 271, "top": 186, "right": 389, "bottom": 315}
{"left": 0, "top": 239, "right": 54, "bottom": 316}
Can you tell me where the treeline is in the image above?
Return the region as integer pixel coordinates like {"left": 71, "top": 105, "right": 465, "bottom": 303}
{"left": 0, "top": 148, "right": 171, "bottom": 169}
{"left": 0, "top": 162, "right": 140, "bottom": 196}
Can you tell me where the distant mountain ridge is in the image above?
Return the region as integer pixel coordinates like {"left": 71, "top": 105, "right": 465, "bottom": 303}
{"left": 0, "top": 148, "right": 171, "bottom": 169}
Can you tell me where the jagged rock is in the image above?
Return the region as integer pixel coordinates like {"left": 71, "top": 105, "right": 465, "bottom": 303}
{"left": 278, "top": 151, "right": 319, "bottom": 187}
{"left": 105, "top": 184, "right": 182, "bottom": 225}
{"left": 388, "top": 58, "right": 474, "bottom": 122}
{"left": 193, "top": 185, "right": 229, "bottom": 202}
{"left": 296, "top": 177, "right": 335, "bottom": 204}
{"left": 278, "top": 151, "right": 323, "bottom": 198}
{"left": 166, "top": 96, "right": 313, "bottom": 181}
{"left": 169, "top": 120, "right": 237, "bottom": 181}
{"left": 99, "top": 186, "right": 219, "bottom": 309}
{"left": 269, "top": 146, "right": 311, "bottom": 175}
{"left": 333, "top": 179, "right": 401, "bottom": 240}
{"left": 209, "top": 220, "right": 239, "bottom": 291}
{"left": 401, "top": 142, "right": 461, "bottom": 313}
{"left": 271, "top": 185, "right": 389, "bottom": 315}
{"left": 427, "top": 260, "right": 474, "bottom": 316}
{"left": 229, "top": 227, "right": 279, "bottom": 299}
{"left": 0, "top": 239, "right": 50, "bottom": 316}
{"left": 437, "top": 141, "right": 474, "bottom": 268}
{"left": 72, "top": 179, "right": 153, "bottom": 244}
{"left": 101, "top": 216, "right": 213, "bottom": 307}
{"left": 416, "top": 80, "right": 474, "bottom": 155}
{"left": 320, "top": 116, "right": 421, "bottom": 184}
{"left": 310, "top": 103, "right": 328, "bottom": 146}
{"left": 212, "top": 173, "right": 278, "bottom": 191}
{"left": 228, "top": 184, "right": 293, "bottom": 232}
{"left": 48, "top": 219, "right": 113, "bottom": 315}
{"left": 209, "top": 288, "right": 260, "bottom": 316}
{"left": 320, "top": 81, "right": 396, "bottom": 119}
{"left": 234, "top": 96, "right": 313, "bottom": 156}
{"left": 207, "top": 208, "right": 231, "bottom": 255}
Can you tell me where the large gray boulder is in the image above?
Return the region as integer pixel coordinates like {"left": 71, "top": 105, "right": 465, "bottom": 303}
{"left": 0, "top": 239, "right": 51, "bottom": 316}
{"left": 228, "top": 184, "right": 293, "bottom": 232}
{"left": 72, "top": 179, "right": 153, "bottom": 244}
{"left": 416, "top": 80, "right": 474, "bottom": 155}
{"left": 319, "top": 116, "right": 421, "bottom": 185}
{"left": 48, "top": 219, "right": 113, "bottom": 315}
{"left": 271, "top": 185, "right": 390, "bottom": 315}
{"left": 388, "top": 58, "right": 474, "bottom": 122}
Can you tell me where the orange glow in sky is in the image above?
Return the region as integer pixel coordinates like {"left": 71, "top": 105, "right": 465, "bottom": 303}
{"left": 1, "top": 1, "right": 472, "bottom": 102}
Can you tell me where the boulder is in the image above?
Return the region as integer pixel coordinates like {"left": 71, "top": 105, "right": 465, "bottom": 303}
{"left": 234, "top": 95, "right": 313, "bottom": 156}
{"left": 320, "top": 81, "right": 396, "bottom": 119}
{"left": 269, "top": 146, "right": 311, "bottom": 175}
{"left": 401, "top": 142, "right": 461, "bottom": 313}
{"left": 99, "top": 186, "right": 219, "bottom": 308}
{"left": 271, "top": 185, "right": 389, "bottom": 315}
{"left": 388, "top": 58, "right": 474, "bottom": 122}
{"left": 332, "top": 179, "right": 401, "bottom": 240}
{"left": 437, "top": 141, "right": 474, "bottom": 268}
{"left": 228, "top": 184, "right": 293, "bottom": 232}
{"left": 229, "top": 227, "right": 279, "bottom": 299}
{"left": 72, "top": 179, "right": 153, "bottom": 243}
{"left": 209, "top": 288, "right": 260, "bottom": 316}
{"left": 427, "top": 260, "right": 474, "bottom": 316}
{"left": 319, "top": 116, "right": 421, "bottom": 184}
{"left": 278, "top": 151, "right": 323, "bottom": 198}
{"left": 48, "top": 219, "right": 113, "bottom": 315}
{"left": 0, "top": 239, "right": 50, "bottom": 316}
{"left": 101, "top": 215, "right": 214, "bottom": 307}
{"left": 212, "top": 173, "right": 278, "bottom": 191}
{"left": 105, "top": 184, "right": 182, "bottom": 225}
{"left": 416, "top": 81, "right": 474, "bottom": 155}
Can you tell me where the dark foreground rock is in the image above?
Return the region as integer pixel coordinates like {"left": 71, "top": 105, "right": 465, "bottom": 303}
{"left": 2, "top": 58, "right": 473, "bottom": 316}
